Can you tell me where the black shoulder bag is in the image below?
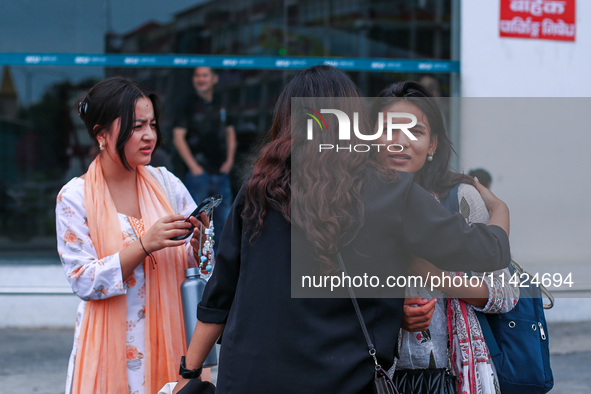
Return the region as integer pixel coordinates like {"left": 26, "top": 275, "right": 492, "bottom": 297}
{"left": 336, "top": 252, "right": 399, "bottom": 394}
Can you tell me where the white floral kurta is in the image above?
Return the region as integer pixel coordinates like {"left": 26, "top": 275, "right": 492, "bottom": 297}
{"left": 56, "top": 167, "right": 198, "bottom": 394}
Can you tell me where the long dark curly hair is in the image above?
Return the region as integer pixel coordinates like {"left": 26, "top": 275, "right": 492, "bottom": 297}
{"left": 243, "top": 65, "right": 385, "bottom": 270}
{"left": 370, "top": 81, "right": 473, "bottom": 197}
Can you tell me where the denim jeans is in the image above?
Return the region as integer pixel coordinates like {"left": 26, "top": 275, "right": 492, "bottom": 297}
{"left": 184, "top": 171, "right": 233, "bottom": 252}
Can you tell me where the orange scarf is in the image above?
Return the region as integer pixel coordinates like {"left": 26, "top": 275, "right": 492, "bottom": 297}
{"left": 72, "top": 156, "right": 187, "bottom": 393}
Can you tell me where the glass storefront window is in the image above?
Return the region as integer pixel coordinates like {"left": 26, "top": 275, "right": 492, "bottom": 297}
{"left": 1, "top": 0, "right": 456, "bottom": 253}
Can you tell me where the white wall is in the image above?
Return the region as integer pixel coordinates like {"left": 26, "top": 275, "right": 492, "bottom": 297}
{"left": 460, "top": 1, "right": 591, "bottom": 320}
{"left": 458, "top": 98, "right": 591, "bottom": 267}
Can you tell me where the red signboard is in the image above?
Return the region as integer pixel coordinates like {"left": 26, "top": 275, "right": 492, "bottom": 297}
{"left": 500, "top": 0, "right": 576, "bottom": 41}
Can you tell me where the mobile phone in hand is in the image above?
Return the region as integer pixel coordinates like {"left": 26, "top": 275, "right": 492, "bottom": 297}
{"left": 170, "top": 195, "right": 222, "bottom": 240}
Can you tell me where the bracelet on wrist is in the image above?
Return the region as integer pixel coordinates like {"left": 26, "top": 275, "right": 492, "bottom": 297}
{"left": 139, "top": 237, "right": 158, "bottom": 270}
{"left": 139, "top": 237, "right": 150, "bottom": 256}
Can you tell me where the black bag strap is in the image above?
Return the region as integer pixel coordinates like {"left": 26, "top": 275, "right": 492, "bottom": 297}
{"left": 337, "top": 252, "right": 399, "bottom": 394}
{"left": 336, "top": 252, "right": 381, "bottom": 369}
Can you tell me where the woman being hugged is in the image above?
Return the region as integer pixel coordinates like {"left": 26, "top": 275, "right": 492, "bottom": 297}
{"left": 372, "top": 81, "right": 519, "bottom": 393}
{"left": 56, "top": 77, "right": 205, "bottom": 394}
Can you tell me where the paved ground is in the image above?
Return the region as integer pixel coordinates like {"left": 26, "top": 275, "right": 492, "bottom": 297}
{"left": 0, "top": 328, "right": 73, "bottom": 394}
{"left": 0, "top": 322, "right": 590, "bottom": 394}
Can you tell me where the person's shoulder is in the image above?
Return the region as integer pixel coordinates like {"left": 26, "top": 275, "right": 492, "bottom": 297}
{"left": 147, "top": 164, "right": 179, "bottom": 178}
{"left": 60, "top": 176, "right": 84, "bottom": 192}
{"left": 364, "top": 168, "right": 417, "bottom": 207}
{"left": 458, "top": 183, "right": 480, "bottom": 199}
{"left": 185, "top": 89, "right": 199, "bottom": 100}
{"left": 178, "top": 90, "right": 199, "bottom": 108}
{"left": 212, "top": 93, "right": 225, "bottom": 106}
{"left": 227, "top": 175, "right": 250, "bottom": 210}
{"left": 458, "top": 183, "right": 486, "bottom": 207}
{"left": 57, "top": 177, "right": 84, "bottom": 205}
{"left": 366, "top": 167, "right": 414, "bottom": 188}
{"left": 236, "top": 175, "right": 250, "bottom": 199}
{"left": 146, "top": 165, "right": 185, "bottom": 187}
{"left": 457, "top": 182, "right": 490, "bottom": 223}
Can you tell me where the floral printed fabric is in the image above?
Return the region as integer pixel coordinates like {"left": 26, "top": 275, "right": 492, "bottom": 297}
{"left": 57, "top": 168, "right": 197, "bottom": 394}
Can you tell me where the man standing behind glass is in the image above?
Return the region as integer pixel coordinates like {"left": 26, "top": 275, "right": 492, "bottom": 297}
{"left": 173, "top": 67, "right": 235, "bottom": 250}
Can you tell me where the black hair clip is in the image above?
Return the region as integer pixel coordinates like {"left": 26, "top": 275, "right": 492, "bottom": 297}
{"left": 78, "top": 100, "right": 88, "bottom": 116}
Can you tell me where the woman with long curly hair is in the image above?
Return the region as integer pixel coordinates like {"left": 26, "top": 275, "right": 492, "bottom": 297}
{"left": 173, "top": 66, "right": 511, "bottom": 394}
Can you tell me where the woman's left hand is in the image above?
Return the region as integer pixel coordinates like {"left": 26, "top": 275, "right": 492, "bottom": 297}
{"left": 172, "top": 377, "right": 190, "bottom": 394}
{"left": 401, "top": 297, "right": 437, "bottom": 332}
{"left": 189, "top": 212, "right": 211, "bottom": 256}
{"left": 172, "top": 371, "right": 212, "bottom": 394}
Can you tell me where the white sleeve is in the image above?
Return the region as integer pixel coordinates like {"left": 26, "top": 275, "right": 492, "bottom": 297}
{"left": 56, "top": 180, "right": 127, "bottom": 301}
{"left": 170, "top": 170, "right": 198, "bottom": 217}
{"left": 167, "top": 170, "right": 199, "bottom": 268}
{"left": 458, "top": 184, "right": 520, "bottom": 314}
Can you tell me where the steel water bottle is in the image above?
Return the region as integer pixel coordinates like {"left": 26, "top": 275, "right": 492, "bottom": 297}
{"left": 180, "top": 267, "right": 218, "bottom": 367}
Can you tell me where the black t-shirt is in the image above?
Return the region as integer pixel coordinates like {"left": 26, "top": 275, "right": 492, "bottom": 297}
{"left": 175, "top": 92, "right": 228, "bottom": 174}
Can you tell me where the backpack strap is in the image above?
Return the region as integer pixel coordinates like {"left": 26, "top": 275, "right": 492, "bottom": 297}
{"left": 439, "top": 184, "right": 460, "bottom": 213}
{"left": 146, "top": 166, "right": 178, "bottom": 213}
{"left": 475, "top": 313, "right": 501, "bottom": 359}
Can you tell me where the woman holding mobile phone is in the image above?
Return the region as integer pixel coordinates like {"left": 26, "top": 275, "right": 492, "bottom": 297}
{"left": 55, "top": 77, "right": 209, "bottom": 394}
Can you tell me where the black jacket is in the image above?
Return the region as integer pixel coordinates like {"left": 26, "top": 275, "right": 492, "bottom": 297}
{"left": 198, "top": 171, "right": 510, "bottom": 394}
